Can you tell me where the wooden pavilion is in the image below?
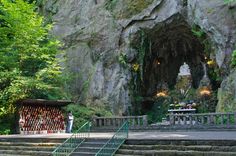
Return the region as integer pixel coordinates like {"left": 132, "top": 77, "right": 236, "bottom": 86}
{"left": 16, "top": 99, "right": 72, "bottom": 134}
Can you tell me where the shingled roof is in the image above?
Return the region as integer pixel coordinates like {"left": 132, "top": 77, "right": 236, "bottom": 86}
{"left": 18, "top": 99, "right": 73, "bottom": 106}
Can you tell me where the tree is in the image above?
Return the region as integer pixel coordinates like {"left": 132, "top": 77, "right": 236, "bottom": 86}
{"left": 0, "top": 0, "right": 66, "bottom": 118}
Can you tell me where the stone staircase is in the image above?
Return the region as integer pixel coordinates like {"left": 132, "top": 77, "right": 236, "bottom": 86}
{"left": 0, "top": 138, "right": 65, "bottom": 156}
{"left": 115, "top": 139, "right": 236, "bottom": 156}
{"left": 70, "top": 138, "right": 109, "bottom": 156}
{"left": 1, "top": 133, "right": 236, "bottom": 156}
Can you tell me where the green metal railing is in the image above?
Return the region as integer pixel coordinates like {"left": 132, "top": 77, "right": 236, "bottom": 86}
{"left": 52, "top": 122, "right": 91, "bottom": 156}
{"left": 95, "top": 121, "right": 129, "bottom": 156}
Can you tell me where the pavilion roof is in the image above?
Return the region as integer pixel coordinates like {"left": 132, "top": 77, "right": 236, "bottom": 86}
{"left": 17, "top": 99, "right": 73, "bottom": 106}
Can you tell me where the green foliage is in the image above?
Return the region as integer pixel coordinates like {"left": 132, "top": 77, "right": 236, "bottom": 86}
{"left": 231, "top": 50, "right": 236, "bottom": 67}
{"left": 62, "top": 104, "right": 112, "bottom": 131}
{"left": 118, "top": 53, "right": 128, "bottom": 67}
{"left": 191, "top": 27, "right": 205, "bottom": 38}
{"left": 0, "top": 0, "right": 68, "bottom": 130}
{"left": 129, "top": 30, "right": 150, "bottom": 114}
{"left": 0, "top": 113, "right": 14, "bottom": 135}
{"left": 197, "top": 90, "right": 218, "bottom": 113}
{"left": 192, "top": 25, "right": 214, "bottom": 56}
{"left": 146, "top": 97, "right": 169, "bottom": 124}
{"left": 224, "top": 0, "right": 236, "bottom": 4}
{"left": 104, "top": 0, "right": 118, "bottom": 11}
{"left": 105, "top": 0, "right": 154, "bottom": 19}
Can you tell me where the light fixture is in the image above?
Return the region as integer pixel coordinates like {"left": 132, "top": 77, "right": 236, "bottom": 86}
{"left": 156, "top": 91, "right": 168, "bottom": 97}
{"left": 207, "top": 60, "right": 214, "bottom": 66}
{"left": 155, "top": 59, "right": 161, "bottom": 65}
{"left": 199, "top": 88, "right": 211, "bottom": 96}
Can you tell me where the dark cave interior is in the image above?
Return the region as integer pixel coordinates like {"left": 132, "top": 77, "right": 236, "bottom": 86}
{"left": 130, "top": 16, "right": 220, "bottom": 119}
{"left": 141, "top": 18, "right": 205, "bottom": 97}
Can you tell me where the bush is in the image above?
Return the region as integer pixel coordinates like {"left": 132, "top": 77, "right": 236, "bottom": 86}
{"left": 0, "top": 114, "right": 14, "bottom": 135}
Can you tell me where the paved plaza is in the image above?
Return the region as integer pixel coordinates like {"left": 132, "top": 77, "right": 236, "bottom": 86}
{"left": 1, "top": 131, "right": 236, "bottom": 140}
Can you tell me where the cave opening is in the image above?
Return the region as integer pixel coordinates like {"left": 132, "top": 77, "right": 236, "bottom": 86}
{"left": 141, "top": 19, "right": 205, "bottom": 96}
{"left": 130, "top": 16, "right": 220, "bottom": 122}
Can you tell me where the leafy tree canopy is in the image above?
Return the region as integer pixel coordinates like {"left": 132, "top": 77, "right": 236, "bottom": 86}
{"left": 0, "top": 0, "right": 67, "bottom": 117}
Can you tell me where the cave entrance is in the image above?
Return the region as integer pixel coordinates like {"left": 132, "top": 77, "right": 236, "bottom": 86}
{"left": 130, "top": 16, "right": 219, "bottom": 122}
{"left": 141, "top": 18, "right": 205, "bottom": 96}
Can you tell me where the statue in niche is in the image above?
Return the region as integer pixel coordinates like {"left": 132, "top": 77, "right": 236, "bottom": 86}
{"left": 175, "top": 62, "right": 192, "bottom": 96}
{"left": 178, "top": 62, "right": 191, "bottom": 76}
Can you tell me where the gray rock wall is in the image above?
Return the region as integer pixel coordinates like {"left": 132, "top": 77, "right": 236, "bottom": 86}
{"left": 43, "top": 0, "right": 236, "bottom": 114}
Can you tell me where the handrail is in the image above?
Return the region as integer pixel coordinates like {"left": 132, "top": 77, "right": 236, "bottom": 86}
{"left": 52, "top": 121, "right": 91, "bottom": 156}
{"left": 95, "top": 121, "right": 129, "bottom": 156}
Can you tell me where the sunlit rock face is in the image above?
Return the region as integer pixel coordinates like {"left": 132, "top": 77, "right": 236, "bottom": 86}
{"left": 42, "top": 0, "right": 236, "bottom": 114}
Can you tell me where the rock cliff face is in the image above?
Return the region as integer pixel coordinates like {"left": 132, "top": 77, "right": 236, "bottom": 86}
{"left": 43, "top": 0, "right": 236, "bottom": 114}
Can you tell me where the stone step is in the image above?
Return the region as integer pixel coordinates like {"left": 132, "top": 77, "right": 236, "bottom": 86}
{"left": 85, "top": 138, "right": 109, "bottom": 143}
{"left": 77, "top": 147, "right": 117, "bottom": 153}
{"left": 116, "top": 149, "right": 236, "bottom": 156}
{"left": 0, "top": 145, "right": 54, "bottom": 151}
{"left": 71, "top": 138, "right": 115, "bottom": 155}
{"left": 80, "top": 141, "right": 107, "bottom": 148}
{"left": 0, "top": 141, "right": 59, "bottom": 147}
{"left": 120, "top": 144, "right": 236, "bottom": 152}
{"left": 71, "top": 151, "right": 112, "bottom": 156}
{"left": 70, "top": 151, "right": 97, "bottom": 156}
{"left": 115, "top": 155, "right": 143, "bottom": 156}
{"left": 75, "top": 146, "right": 101, "bottom": 152}
{"left": 0, "top": 154, "right": 31, "bottom": 156}
{"left": 0, "top": 149, "right": 52, "bottom": 156}
{"left": 0, "top": 138, "right": 65, "bottom": 143}
{"left": 125, "top": 139, "right": 236, "bottom": 146}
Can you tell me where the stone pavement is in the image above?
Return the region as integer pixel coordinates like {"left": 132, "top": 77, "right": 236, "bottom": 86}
{"left": 1, "top": 131, "right": 236, "bottom": 140}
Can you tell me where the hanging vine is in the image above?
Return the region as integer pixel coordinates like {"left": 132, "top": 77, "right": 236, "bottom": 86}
{"left": 128, "top": 30, "right": 151, "bottom": 114}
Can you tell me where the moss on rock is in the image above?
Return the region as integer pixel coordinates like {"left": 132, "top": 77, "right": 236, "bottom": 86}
{"left": 105, "top": 0, "right": 154, "bottom": 19}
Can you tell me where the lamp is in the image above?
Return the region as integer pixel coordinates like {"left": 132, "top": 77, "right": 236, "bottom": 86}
{"left": 199, "top": 87, "right": 211, "bottom": 96}
{"left": 156, "top": 90, "right": 168, "bottom": 97}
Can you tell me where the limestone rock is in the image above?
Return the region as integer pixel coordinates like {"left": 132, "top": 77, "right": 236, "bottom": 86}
{"left": 187, "top": 0, "right": 236, "bottom": 68}
{"left": 217, "top": 69, "right": 236, "bottom": 112}
{"left": 42, "top": 0, "right": 236, "bottom": 114}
